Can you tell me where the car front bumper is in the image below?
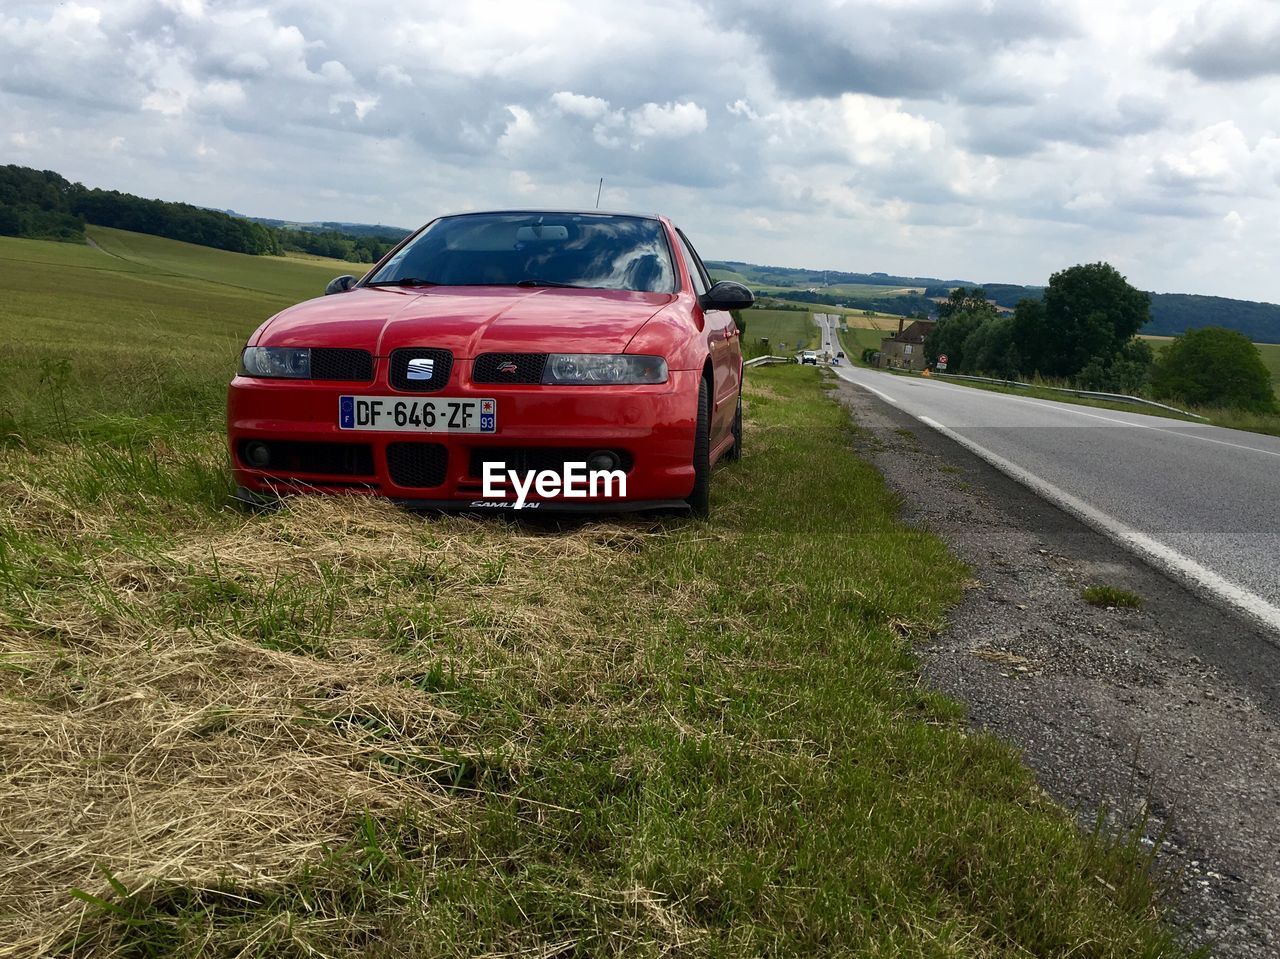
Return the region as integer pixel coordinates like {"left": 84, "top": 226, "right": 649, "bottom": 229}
{"left": 226, "top": 367, "right": 700, "bottom": 509}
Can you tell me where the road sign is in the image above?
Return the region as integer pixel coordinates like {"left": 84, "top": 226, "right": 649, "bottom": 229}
{"left": 938, "top": 354, "right": 948, "bottom": 364}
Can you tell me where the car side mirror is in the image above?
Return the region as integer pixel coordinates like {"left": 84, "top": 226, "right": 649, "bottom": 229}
{"left": 325, "top": 275, "right": 357, "bottom": 295}
{"left": 699, "top": 280, "right": 754, "bottom": 312}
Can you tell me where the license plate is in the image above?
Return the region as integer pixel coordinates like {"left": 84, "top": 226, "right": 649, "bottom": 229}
{"left": 339, "top": 396, "right": 497, "bottom": 433}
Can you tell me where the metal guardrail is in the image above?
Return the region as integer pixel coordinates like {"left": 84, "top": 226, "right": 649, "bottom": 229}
{"left": 931, "top": 372, "right": 1208, "bottom": 420}
{"left": 744, "top": 355, "right": 794, "bottom": 367}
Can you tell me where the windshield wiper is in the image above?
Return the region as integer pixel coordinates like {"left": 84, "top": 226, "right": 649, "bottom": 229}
{"left": 513, "top": 279, "right": 589, "bottom": 289}
{"left": 366, "top": 277, "right": 439, "bottom": 287}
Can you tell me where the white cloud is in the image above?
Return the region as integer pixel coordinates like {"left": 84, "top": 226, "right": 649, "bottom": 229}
{"left": 497, "top": 105, "right": 539, "bottom": 156}
{"left": 630, "top": 101, "right": 707, "bottom": 138}
{"left": 377, "top": 64, "right": 412, "bottom": 87}
{"left": 0, "top": 0, "right": 1279, "bottom": 301}
{"left": 551, "top": 91, "right": 612, "bottom": 120}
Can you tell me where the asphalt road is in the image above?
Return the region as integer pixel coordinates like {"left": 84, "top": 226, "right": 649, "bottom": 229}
{"left": 813, "top": 314, "right": 1280, "bottom": 635}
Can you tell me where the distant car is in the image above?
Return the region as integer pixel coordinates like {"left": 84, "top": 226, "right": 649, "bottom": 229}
{"left": 801, "top": 351, "right": 819, "bottom": 366}
{"left": 227, "top": 210, "right": 753, "bottom": 515}
{"left": 836, "top": 351, "right": 845, "bottom": 359}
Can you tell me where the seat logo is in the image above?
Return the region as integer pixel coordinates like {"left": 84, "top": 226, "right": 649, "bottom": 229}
{"left": 497, "top": 361, "right": 519, "bottom": 374}
{"left": 407, "top": 357, "right": 435, "bottom": 380}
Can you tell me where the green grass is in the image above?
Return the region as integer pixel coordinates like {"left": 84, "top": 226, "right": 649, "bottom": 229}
{"left": 0, "top": 228, "right": 347, "bottom": 444}
{"left": 1082, "top": 586, "right": 1144, "bottom": 610}
{"left": 752, "top": 282, "right": 913, "bottom": 299}
{"left": 88, "top": 225, "right": 353, "bottom": 302}
{"left": 1256, "top": 341, "right": 1280, "bottom": 389}
{"left": 0, "top": 231, "right": 1197, "bottom": 956}
{"left": 742, "top": 308, "right": 819, "bottom": 358}
{"left": 708, "top": 267, "right": 751, "bottom": 284}
{"left": 839, "top": 327, "right": 886, "bottom": 363}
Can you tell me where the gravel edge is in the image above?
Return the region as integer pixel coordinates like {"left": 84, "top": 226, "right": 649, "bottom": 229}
{"left": 832, "top": 378, "right": 1280, "bottom": 958}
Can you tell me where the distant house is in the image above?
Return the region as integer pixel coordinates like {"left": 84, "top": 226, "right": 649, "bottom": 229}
{"left": 878, "top": 318, "right": 936, "bottom": 371}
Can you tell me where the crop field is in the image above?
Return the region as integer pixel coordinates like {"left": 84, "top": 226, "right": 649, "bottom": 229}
{"left": 842, "top": 310, "right": 908, "bottom": 332}
{"left": 0, "top": 232, "right": 1191, "bottom": 956}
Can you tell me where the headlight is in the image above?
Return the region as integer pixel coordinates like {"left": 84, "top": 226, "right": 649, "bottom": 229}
{"left": 541, "top": 354, "right": 668, "bottom": 385}
{"left": 239, "top": 346, "right": 311, "bottom": 378}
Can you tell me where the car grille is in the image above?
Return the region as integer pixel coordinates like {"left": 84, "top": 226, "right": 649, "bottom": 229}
{"left": 390, "top": 348, "right": 453, "bottom": 392}
{"left": 310, "top": 348, "right": 374, "bottom": 382}
{"left": 387, "top": 442, "right": 449, "bottom": 488}
{"left": 472, "top": 353, "right": 548, "bottom": 385}
{"left": 468, "top": 447, "right": 633, "bottom": 477}
{"left": 238, "top": 440, "right": 374, "bottom": 476}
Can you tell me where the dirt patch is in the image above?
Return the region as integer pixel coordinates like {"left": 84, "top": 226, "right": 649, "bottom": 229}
{"left": 833, "top": 379, "right": 1280, "bottom": 958}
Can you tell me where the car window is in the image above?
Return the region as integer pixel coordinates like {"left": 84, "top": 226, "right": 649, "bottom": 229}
{"left": 675, "top": 230, "right": 709, "bottom": 296}
{"left": 367, "top": 213, "right": 677, "bottom": 293}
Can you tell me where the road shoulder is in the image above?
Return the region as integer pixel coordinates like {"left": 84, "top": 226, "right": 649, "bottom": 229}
{"left": 832, "top": 377, "right": 1280, "bottom": 958}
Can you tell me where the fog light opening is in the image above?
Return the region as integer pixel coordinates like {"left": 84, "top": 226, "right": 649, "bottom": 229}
{"left": 586, "top": 450, "right": 620, "bottom": 472}
{"left": 244, "top": 441, "right": 271, "bottom": 468}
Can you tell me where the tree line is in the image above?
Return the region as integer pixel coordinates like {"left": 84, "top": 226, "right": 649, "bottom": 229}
{"left": 721, "top": 259, "right": 1280, "bottom": 344}
{"left": 924, "top": 263, "right": 1275, "bottom": 413}
{"left": 0, "top": 165, "right": 401, "bottom": 263}
{"left": 927, "top": 280, "right": 1280, "bottom": 344}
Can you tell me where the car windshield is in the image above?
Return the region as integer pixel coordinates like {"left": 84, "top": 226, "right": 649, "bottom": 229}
{"left": 367, "top": 212, "right": 677, "bottom": 293}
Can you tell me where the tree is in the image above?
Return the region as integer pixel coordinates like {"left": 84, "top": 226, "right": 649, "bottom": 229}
{"left": 1034, "top": 262, "right": 1150, "bottom": 378}
{"left": 1010, "top": 297, "right": 1051, "bottom": 374}
{"left": 1076, "top": 338, "right": 1153, "bottom": 394}
{"left": 0, "top": 204, "right": 20, "bottom": 237}
{"left": 924, "top": 287, "right": 998, "bottom": 371}
{"left": 937, "top": 286, "right": 995, "bottom": 321}
{"left": 925, "top": 309, "right": 985, "bottom": 370}
{"left": 961, "top": 315, "right": 1018, "bottom": 378}
{"left": 1150, "top": 327, "right": 1276, "bottom": 412}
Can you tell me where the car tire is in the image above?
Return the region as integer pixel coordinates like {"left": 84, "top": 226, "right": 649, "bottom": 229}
{"left": 686, "top": 377, "right": 712, "bottom": 517}
{"left": 725, "top": 391, "right": 742, "bottom": 462}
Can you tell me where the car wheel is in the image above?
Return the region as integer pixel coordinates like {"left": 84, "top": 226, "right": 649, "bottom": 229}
{"left": 686, "top": 377, "right": 711, "bottom": 517}
{"left": 725, "top": 391, "right": 742, "bottom": 461}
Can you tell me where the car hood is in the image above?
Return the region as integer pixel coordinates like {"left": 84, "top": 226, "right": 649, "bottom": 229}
{"left": 257, "top": 286, "right": 676, "bottom": 357}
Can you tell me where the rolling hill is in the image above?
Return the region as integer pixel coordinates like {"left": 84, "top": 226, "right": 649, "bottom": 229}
{"left": 710, "top": 260, "right": 1280, "bottom": 344}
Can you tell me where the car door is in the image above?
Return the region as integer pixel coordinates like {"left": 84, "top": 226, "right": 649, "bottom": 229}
{"left": 675, "top": 229, "right": 739, "bottom": 442}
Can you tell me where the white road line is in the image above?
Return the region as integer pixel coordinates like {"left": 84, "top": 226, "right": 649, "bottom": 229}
{"left": 915, "top": 415, "right": 1280, "bottom": 640}
{"left": 873, "top": 370, "right": 1280, "bottom": 460}
{"left": 1001, "top": 392, "right": 1280, "bottom": 459}
{"left": 837, "top": 368, "right": 897, "bottom": 404}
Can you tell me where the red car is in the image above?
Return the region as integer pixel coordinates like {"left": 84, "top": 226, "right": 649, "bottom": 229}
{"left": 227, "top": 211, "right": 753, "bottom": 514}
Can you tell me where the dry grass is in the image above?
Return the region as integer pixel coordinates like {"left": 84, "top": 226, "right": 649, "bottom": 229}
{"left": 0, "top": 481, "right": 710, "bottom": 955}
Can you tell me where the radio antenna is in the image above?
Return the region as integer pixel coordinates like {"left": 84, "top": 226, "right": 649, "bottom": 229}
{"left": 595, "top": 177, "right": 603, "bottom": 209}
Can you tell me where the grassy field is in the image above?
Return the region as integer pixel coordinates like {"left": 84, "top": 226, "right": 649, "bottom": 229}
{"left": 841, "top": 326, "right": 887, "bottom": 361}
{"left": 0, "top": 232, "right": 1195, "bottom": 956}
{"left": 707, "top": 267, "right": 752, "bottom": 285}
{"left": 0, "top": 231, "right": 318, "bottom": 446}
{"left": 752, "top": 283, "right": 915, "bottom": 299}
{"left": 741, "top": 308, "right": 818, "bottom": 358}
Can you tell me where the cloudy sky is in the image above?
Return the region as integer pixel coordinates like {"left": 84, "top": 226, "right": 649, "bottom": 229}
{"left": 2, "top": 0, "right": 1278, "bottom": 300}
